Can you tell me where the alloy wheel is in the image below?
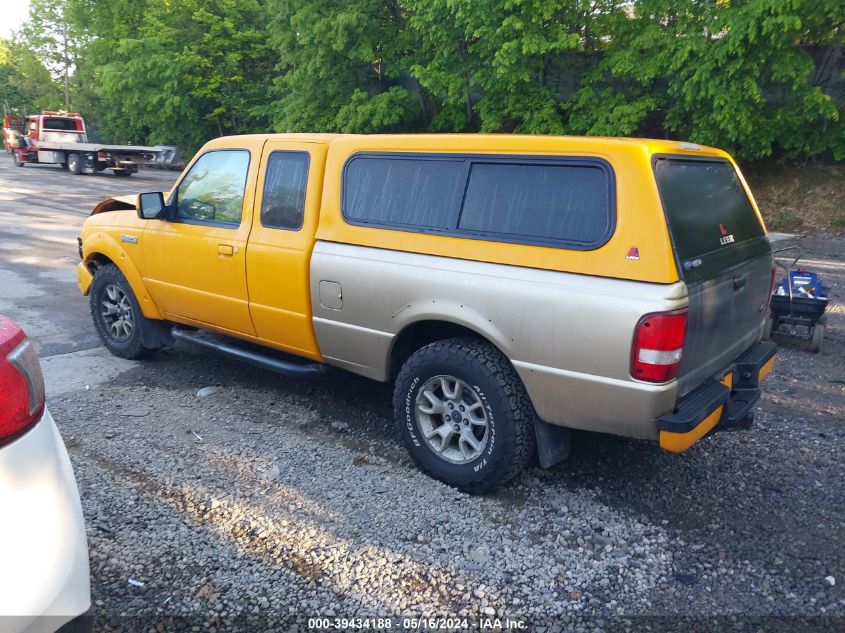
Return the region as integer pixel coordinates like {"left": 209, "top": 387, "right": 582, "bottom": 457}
{"left": 415, "top": 375, "right": 489, "bottom": 464}
{"left": 101, "top": 283, "right": 134, "bottom": 342}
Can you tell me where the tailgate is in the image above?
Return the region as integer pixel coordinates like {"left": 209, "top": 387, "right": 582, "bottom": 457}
{"left": 654, "top": 156, "right": 773, "bottom": 397}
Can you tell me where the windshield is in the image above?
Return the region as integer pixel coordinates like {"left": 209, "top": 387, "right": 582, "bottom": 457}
{"left": 654, "top": 157, "right": 768, "bottom": 281}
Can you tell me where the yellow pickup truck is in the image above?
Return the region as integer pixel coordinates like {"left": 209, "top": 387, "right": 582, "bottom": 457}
{"left": 77, "top": 133, "right": 776, "bottom": 492}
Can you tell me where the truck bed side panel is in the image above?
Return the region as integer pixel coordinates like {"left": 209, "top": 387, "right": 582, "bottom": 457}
{"left": 311, "top": 241, "right": 686, "bottom": 440}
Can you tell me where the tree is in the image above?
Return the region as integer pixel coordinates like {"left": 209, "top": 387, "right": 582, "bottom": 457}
{"left": 13, "top": 0, "right": 839, "bottom": 161}
{"left": 0, "top": 38, "right": 62, "bottom": 114}
{"left": 66, "top": 0, "right": 278, "bottom": 150}
{"left": 19, "top": 0, "right": 85, "bottom": 110}
{"left": 265, "top": 0, "right": 421, "bottom": 133}
{"left": 566, "top": 0, "right": 845, "bottom": 160}
{"left": 407, "top": 0, "right": 625, "bottom": 134}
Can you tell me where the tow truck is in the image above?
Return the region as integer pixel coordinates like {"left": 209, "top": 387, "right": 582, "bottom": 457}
{"left": 5, "top": 110, "right": 181, "bottom": 177}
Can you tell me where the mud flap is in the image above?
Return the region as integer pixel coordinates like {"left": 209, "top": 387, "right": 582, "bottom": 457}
{"left": 533, "top": 416, "right": 572, "bottom": 468}
{"left": 139, "top": 319, "right": 174, "bottom": 349}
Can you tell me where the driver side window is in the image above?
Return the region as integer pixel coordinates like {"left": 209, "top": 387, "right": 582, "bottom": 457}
{"left": 176, "top": 150, "right": 250, "bottom": 226}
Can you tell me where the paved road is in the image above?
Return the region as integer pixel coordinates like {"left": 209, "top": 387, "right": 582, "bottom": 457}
{"left": 0, "top": 156, "right": 178, "bottom": 357}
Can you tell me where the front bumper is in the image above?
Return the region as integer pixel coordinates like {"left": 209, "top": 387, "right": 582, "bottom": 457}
{"left": 658, "top": 341, "right": 777, "bottom": 453}
{"left": 0, "top": 408, "right": 91, "bottom": 633}
{"left": 76, "top": 261, "right": 93, "bottom": 296}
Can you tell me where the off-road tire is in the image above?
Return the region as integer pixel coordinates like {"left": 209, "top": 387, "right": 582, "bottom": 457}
{"left": 393, "top": 337, "right": 535, "bottom": 494}
{"left": 90, "top": 264, "right": 156, "bottom": 360}
{"left": 67, "top": 153, "right": 84, "bottom": 175}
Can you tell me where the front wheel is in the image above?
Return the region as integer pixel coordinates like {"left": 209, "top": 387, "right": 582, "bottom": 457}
{"left": 13, "top": 150, "right": 24, "bottom": 167}
{"left": 89, "top": 264, "right": 157, "bottom": 359}
{"left": 393, "top": 338, "right": 535, "bottom": 494}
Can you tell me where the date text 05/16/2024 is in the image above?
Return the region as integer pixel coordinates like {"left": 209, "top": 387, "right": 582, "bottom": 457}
{"left": 307, "top": 617, "right": 528, "bottom": 630}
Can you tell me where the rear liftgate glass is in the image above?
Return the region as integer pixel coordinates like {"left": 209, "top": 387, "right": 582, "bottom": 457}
{"left": 654, "top": 157, "right": 773, "bottom": 396}
{"left": 654, "top": 158, "right": 769, "bottom": 282}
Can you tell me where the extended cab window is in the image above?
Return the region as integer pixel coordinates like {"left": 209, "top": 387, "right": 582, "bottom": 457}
{"left": 342, "top": 153, "right": 614, "bottom": 248}
{"left": 176, "top": 150, "right": 250, "bottom": 226}
{"left": 261, "top": 151, "right": 310, "bottom": 230}
{"left": 655, "top": 157, "right": 768, "bottom": 281}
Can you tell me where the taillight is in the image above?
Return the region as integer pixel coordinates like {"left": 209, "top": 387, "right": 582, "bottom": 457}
{"left": 0, "top": 318, "right": 45, "bottom": 448}
{"left": 631, "top": 309, "right": 688, "bottom": 383}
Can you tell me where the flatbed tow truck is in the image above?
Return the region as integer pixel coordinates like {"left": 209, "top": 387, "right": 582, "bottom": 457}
{"left": 4, "top": 111, "right": 180, "bottom": 177}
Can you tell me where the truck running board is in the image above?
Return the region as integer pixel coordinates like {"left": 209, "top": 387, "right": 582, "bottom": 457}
{"left": 171, "top": 326, "right": 327, "bottom": 378}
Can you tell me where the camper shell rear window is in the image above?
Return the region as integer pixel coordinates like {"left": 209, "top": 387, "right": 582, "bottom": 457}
{"left": 654, "top": 156, "right": 769, "bottom": 282}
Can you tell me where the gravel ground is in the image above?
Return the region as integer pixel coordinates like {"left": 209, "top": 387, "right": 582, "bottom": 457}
{"left": 50, "top": 236, "right": 844, "bottom": 632}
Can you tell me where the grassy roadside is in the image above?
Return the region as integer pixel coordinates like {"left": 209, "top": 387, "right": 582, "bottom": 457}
{"left": 744, "top": 161, "right": 845, "bottom": 234}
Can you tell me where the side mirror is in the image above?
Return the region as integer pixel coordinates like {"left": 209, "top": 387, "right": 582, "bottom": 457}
{"left": 137, "top": 192, "right": 165, "bottom": 219}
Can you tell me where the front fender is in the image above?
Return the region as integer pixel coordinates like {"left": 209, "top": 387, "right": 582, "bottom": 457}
{"left": 80, "top": 231, "right": 164, "bottom": 321}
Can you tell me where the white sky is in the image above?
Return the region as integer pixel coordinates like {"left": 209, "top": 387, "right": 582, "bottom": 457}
{"left": 0, "top": 0, "right": 31, "bottom": 40}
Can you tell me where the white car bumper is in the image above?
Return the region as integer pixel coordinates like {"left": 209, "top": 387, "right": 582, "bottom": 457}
{"left": 0, "top": 407, "right": 91, "bottom": 633}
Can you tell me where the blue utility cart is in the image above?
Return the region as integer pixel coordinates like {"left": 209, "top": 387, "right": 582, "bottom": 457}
{"left": 766, "top": 246, "right": 830, "bottom": 353}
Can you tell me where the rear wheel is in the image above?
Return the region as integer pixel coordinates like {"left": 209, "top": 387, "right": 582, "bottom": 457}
{"left": 67, "top": 153, "right": 84, "bottom": 174}
{"left": 90, "top": 264, "right": 157, "bottom": 360}
{"left": 112, "top": 168, "right": 132, "bottom": 177}
{"left": 393, "top": 338, "right": 534, "bottom": 493}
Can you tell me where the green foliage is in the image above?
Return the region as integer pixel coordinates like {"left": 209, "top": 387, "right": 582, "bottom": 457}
{"left": 16, "top": 0, "right": 87, "bottom": 110}
{"left": 66, "top": 0, "right": 276, "bottom": 150}
{"left": 334, "top": 87, "right": 421, "bottom": 133}
{"left": 9, "top": 0, "right": 842, "bottom": 161}
{"left": 265, "top": 0, "right": 420, "bottom": 133}
{"left": 409, "top": 0, "right": 621, "bottom": 134}
{"left": 0, "top": 38, "right": 62, "bottom": 113}
{"left": 567, "top": 0, "right": 845, "bottom": 160}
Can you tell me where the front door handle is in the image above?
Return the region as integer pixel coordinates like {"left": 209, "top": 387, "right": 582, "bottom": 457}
{"left": 218, "top": 244, "right": 234, "bottom": 256}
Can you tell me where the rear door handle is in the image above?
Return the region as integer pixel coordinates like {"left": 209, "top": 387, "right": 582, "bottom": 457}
{"left": 733, "top": 276, "right": 746, "bottom": 290}
{"left": 218, "top": 244, "right": 234, "bottom": 256}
